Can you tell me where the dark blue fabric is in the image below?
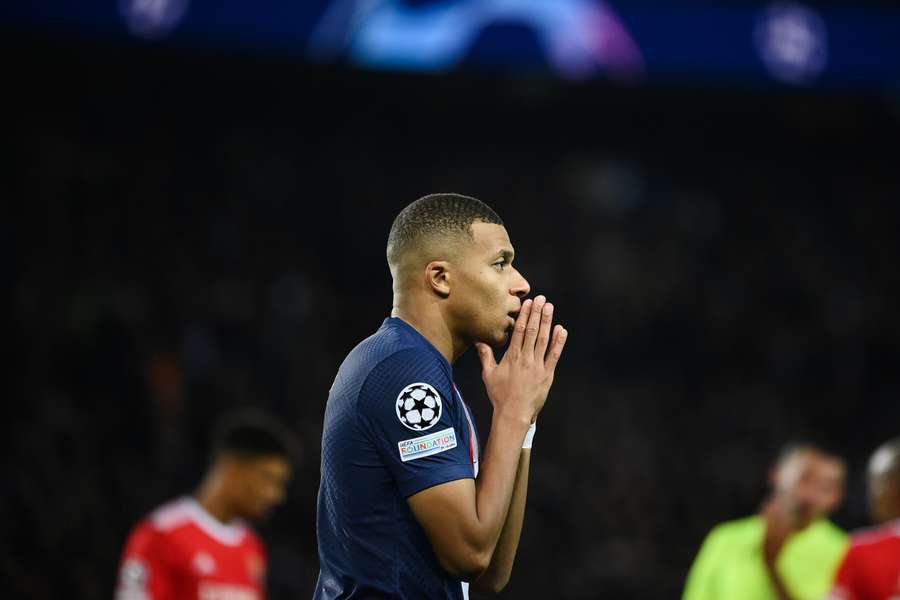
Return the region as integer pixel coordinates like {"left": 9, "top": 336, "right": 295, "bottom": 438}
{"left": 314, "top": 318, "right": 476, "bottom": 600}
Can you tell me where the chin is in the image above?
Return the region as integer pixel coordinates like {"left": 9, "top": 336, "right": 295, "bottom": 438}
{"left": 472, "top": 322, "right": 511, "bottom": 348}
{"left": 475, "top": 332, "right": 506, "bottom": 348}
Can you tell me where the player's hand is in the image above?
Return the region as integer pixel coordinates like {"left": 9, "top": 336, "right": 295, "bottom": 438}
{"left": 475, "top": 295, "right": 568, "bottom": 424}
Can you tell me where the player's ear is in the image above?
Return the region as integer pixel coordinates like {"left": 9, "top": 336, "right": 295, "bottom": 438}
{"left": 425, "top": 260, "right": 451, "bottom": 298}
{"left": 218, "top": 454, "right": 239, "bottom": 475}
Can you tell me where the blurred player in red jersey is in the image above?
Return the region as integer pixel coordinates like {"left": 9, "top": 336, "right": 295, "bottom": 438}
{"left": 827, "top": 437, "right": 900, "bottom": 600}
{"left": 115, "top": 409, "right": 296, "bottom": 600}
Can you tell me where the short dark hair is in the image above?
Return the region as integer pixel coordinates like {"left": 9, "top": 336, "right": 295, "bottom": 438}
{"left": 211, "top": 408, "right": 297, "bottom": 461}
{"left": 387, "top": 193, "right": 504, "bottom": 269}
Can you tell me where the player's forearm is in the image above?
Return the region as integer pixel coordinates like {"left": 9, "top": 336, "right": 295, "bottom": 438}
{"left": 410, "top": 412, "right": 528, "bottom": 582}
{"left": 472, "top": 448, "right": 530, "bottom": 595}
{"left": 469, "top": 412, "right": 531, "bottom": 563}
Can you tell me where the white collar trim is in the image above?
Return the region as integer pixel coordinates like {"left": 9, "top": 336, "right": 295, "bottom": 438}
{"left": 181, "top": 497, "right": 247, "bottom": 546}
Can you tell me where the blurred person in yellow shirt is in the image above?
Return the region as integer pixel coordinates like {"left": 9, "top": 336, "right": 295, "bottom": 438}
{"left": 683, "top": 443, "right": 848, "bottom": 600}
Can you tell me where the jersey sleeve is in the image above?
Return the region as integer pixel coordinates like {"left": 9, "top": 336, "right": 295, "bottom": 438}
{"left": 824, "top": 545, "right": 860, "bottom": 600}
{"left": 682, "top": 525, "right": 727, "bottom": 600}
{"left": 115, "top": 521, "right": 176, "bottom": 600}
{"left": 358, "top": 348, "right": 474, "bottom": 498}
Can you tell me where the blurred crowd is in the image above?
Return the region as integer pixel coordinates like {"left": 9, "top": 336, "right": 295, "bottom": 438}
{"left": 6, "top": 45, "right": 900, "bottom": 599}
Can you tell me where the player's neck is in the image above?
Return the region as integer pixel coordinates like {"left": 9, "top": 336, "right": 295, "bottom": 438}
{"left": 195, "top": 477, "right": 239, "bottom": 525}
{"left": 391, "top": 300, "right": 460, "bottom": 364}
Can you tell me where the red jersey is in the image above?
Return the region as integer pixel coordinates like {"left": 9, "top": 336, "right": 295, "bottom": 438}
{"left": 828, "top": 520, "right": 900, "bottom": 600}
{"left": 115, "top": 497, "right": 266, "bottom": 600}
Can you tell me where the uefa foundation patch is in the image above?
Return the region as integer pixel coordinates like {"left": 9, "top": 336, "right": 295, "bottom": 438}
{"left": 398, "top": 428, "right": 457, "bottom": 462}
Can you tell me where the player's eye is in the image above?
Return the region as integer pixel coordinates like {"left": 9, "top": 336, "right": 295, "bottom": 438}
{"left": 493, "top": 260, "right": 507, "bottom": 270}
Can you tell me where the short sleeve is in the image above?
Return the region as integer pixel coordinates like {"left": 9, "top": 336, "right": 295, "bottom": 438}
{"left": 115, "top": 521, "right": 175, "bottom": 600}
{"left": 358, "top": 348, "right": 474, "bottom": 498}
{"left": 682, "top": 525, "right": 727, "bottom": 600}
{"left": 825, "top": 546, "right": 860, "bottom": 600}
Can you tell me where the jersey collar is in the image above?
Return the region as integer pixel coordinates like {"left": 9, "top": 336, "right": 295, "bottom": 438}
{"left": 183, "top": 496, "right": 248, "bottom": 546}
{"left": 383, "top": 317, "right": 452, "bottom": 370}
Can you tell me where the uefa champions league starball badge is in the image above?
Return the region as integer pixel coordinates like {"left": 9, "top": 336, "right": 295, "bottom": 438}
{"left": 396, "top": 383, "right": 442, "bottom": 431}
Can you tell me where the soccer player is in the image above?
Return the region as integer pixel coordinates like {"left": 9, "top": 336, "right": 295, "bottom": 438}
{"left": 682, "top": 443, "right": 848, "bottom": 600}
{"left": 827, "top": 437, "right": 900, "bottom": 600}
{"left": 115, "top": 409, "right": 295, "bottom": 600}
{"left": 314, "top": 193, "right": 568, "bottom": 599}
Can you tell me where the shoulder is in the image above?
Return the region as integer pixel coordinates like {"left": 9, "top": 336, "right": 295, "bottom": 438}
{"left": 709, "top": 515, "right": 761, "bottom": 538}
{"left": 701, "top": 515, "right": 762, "bottom": 550}
{"left": 849, "top": 519, "right": 900, "bottom": 549}
{"left": 145, "top": 497, "right": 250, "bottom": 546}
{"left": 340, "top": 322, "right": 448, "bottom": 392}
{"left": 120, "top": 498, "right": 194, "bottom": 555}
{"left": 806, "top": 519, "right": 849, "bottom": 547}
{"left": 148, "top": 497, "right": 197, "bottom": 534}
{"left": 687, "top": 516, "right": 760, "bottom": 580}
{"left": 121, "top": 501, "right": 187, "bottom": 559}
{"left": 359, "top": 346, "right": 451, "bottom": 409}
{"left": 125, "top": 497, "right": 192, "bottom": 541}
{"left": 367, "top": 345, "right": 448, "bottom": 381}
{"left": 123, "top": 518, "right": 162, "bottom": 555}
{"left": 348, "top": 320, "right": 426, "bottom": 369}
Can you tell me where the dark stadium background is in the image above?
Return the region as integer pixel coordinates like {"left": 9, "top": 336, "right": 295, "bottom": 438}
{"left": 6, "top": 7, "right": 900, "bottom": 599}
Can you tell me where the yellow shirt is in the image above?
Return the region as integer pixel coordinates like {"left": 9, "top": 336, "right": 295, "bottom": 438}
{"left": 683, "top": 515, "right": 848, "bottom": 600}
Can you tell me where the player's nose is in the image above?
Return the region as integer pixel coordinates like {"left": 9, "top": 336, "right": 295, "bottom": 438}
{"left": 510, "top": 269, "right": 530, "bottom": 299}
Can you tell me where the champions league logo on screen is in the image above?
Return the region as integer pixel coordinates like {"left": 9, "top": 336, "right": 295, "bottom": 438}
{"left": 396, "top": 383, "right": 442, "bottom": 431}
{"left": 308, "top": 0, "right": 643, "bottom": 80}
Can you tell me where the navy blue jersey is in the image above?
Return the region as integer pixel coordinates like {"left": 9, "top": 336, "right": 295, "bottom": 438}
{"left": 314, "top": 317, "right": 480, "bottom": 600}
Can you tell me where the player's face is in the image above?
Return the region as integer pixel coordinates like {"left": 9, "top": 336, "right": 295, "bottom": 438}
{"left": 450, "top": 222, "right": 530, "bottom": 347}
{"left": 774, "top": 450, "right": 845, "bottom": 529}
{"left": 232, "top": 455, "right": 292, "bottom": 520}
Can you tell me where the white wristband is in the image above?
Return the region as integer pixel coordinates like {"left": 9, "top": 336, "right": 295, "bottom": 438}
{"left": 522, "top": 422, "right": 537, "bottom": 449}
